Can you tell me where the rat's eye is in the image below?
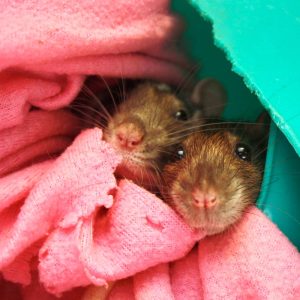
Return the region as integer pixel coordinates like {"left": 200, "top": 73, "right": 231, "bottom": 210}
{"left": 235, "top": 143, "right": 251, "bottom": 161}
{"left": 166, "top": 145, "right": 185, "bottom": 164}
{"left": 176, "top": 145, "right": 185, "bottom": 160}
{"left": 175, "top": 110, "right": 188, "bottom": 121}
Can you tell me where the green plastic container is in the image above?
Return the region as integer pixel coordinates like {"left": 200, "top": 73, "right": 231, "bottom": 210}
{"left": 172, "top": 0, "right": 300, "bottom": 249}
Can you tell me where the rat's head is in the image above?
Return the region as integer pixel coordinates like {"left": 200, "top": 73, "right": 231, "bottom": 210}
{"left": 103, "top": 80, "right": 226, "bottom": 186}
{"left": 162, "top": 119, "right": 269, "bottom": 235}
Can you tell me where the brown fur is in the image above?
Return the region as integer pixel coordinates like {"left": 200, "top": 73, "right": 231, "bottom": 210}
{"left": 74, "top": 78, "right": 227, "bottom": 189}
{"left": 104, "top": 82, "right": 200, "bottom": 187}
{"left": 162, "top": 124, "right": 267, "bottom": 235}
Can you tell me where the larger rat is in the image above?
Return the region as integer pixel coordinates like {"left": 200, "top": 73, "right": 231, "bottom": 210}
{"left": 161, "top": 116, "right": 269, "bottom": 235}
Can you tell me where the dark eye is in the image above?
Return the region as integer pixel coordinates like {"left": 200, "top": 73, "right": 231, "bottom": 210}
{"left": 175, "top": 110, "right": 188, "bottom": 121}
{"left": 166, "top": 145, "right": 185, "bottom": 164}
{"left": 235, "top": 143, "right": 251, "bottom": 161}
{"left": 176, "top": 145, "right": 185, "bottom": 160}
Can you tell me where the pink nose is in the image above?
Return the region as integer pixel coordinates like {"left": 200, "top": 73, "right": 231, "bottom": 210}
{"left": 191, "top": 188, "right": 218, "bottom": 209}
{"left": 115, "top": 122, "right": 144, "bottom": 150}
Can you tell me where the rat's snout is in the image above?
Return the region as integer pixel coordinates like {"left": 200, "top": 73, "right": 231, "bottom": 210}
{"left": 191, "top": 187, "right": 218, "bottom": 209}
{"left": 115, "top": 121, "right": 145, "bottom": 150}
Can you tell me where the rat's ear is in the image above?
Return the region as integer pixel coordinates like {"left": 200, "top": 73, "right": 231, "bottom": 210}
{"left": 190, "top": 78, "right": 227, "bottom": 119}
{"left": 250, "top": 111, "right": 270, "bottom": 140}
{"left": 256, "top": 111, "right": 270, "bottom": 124}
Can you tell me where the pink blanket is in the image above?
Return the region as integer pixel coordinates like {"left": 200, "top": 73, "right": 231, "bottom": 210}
{"left": 108, "top": 208, "right": 300, "bottom": 300}
{"left": 0, "top": 0, "right": 299, "bottom": 299}
{"left": 1, "top": 125, "right": 299, "bottom": 299}
{"left": 0, "top": 0, "right": 186, "bottom": 132}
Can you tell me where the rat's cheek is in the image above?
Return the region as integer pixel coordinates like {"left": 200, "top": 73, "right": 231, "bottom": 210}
{"left": 172, "top": 165, "right": 190, "bottom": 185}
{"left": 102, "top": 127, "right": 113, "bottom": 142}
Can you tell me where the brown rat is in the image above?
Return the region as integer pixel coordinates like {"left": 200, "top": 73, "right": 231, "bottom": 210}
{"left": 102, "top": 79, "right": 227, "bottom": 188}
{"left": 161, "top": 118, "right": 269, "bottom": 235}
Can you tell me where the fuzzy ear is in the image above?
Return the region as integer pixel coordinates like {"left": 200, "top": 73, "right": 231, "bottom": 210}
{"left": 190, "top": 78, "right": 227, "bottom": 119}
{"left": 250, "top": 111, "right": 270, "bottom": 140}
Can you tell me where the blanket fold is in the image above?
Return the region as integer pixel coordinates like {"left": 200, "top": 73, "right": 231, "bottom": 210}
{"left": 0, "top": 0, "right": 299, "bottom": 299}
{"left": 134, "top": 264, "right": 175, "bottom": 300}
{"left": 0, "top": 0, "right": 186, "bottom": 133}
{"left": 38, "top": 179, "right": 203, "bottom": 295}
{"left": 106, "top": 206, "right": 300, "bottom": 300}
{"left": 0, "top": 127, "right": 119, "bottom": 272}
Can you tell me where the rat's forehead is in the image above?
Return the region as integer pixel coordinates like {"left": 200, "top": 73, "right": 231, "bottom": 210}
{"left": 161, "top": 94, "right": 186, "bottom": 108}
{"left": 184, "top": 131, "right": 237, "bottom": 153}
{"left": 223, "top": 131, "right": 239, "bottom": 145}
{"left": 127, "top": 83, "right": 177, "bottom": 102}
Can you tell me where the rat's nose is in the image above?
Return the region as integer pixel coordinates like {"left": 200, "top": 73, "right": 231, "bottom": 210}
{"left": 191, "top": 187, "right": 218, "bottom": 209}
{"left": 115, "top": 122, "right": 145, "bottom": 150}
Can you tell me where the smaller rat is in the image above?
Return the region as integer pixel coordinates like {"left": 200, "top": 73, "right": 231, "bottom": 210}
{"left": 102, "top": 79, "right": 227, "bottom": 188}
{"left": 161, "top": 117, "right": 269, "bottom": 235}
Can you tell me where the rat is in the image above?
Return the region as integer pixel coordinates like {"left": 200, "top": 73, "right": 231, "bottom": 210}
{"left": 101, "top": 78, "right": 227, "bottom": 188}
{"left": 161, "top": 115, "right": 269, "bottom": 235}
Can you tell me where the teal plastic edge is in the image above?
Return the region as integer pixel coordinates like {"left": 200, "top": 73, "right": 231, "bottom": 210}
{"left": 170, "top": 0, "right": 264, "bottom": 122}
{"left": 186, "top": 0, "right": 300, "bottom": 157}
